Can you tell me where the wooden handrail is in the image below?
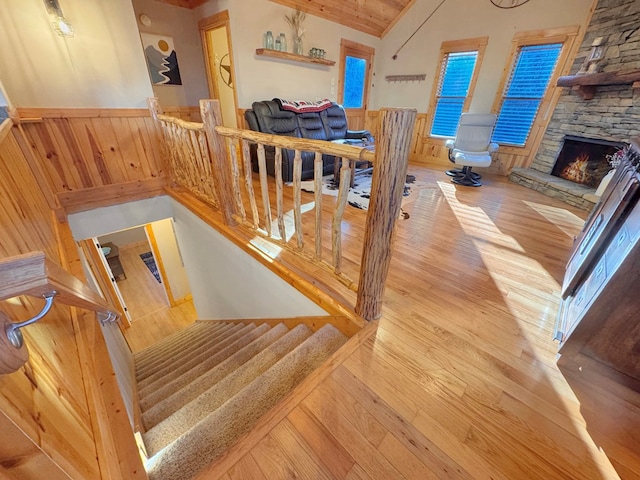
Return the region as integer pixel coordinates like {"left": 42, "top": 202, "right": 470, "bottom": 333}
{"left": 0, "top": 251, "right": 121, "bottom": 375}
{"left": 156, "top": 114, "right": 205, "bottom": 132}
{"left": 214, "top": 125, "right": 376, "bottom": 163}
{"left": 0, "top": 251, "right": 118, "bottom": 316}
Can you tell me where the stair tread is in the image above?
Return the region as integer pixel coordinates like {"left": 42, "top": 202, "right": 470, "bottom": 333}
{"left": 145, "top": 324, "right": 348, "bottom": 480}
{"left": 140, "top": 323, "right": 291, "bottom": 427}
{"left": 139, "top": 323, "right": 280, "bottom": 415}
{"left": 142, "top": 323, "right": 313, "bottom": 454}
{"left": 135, "top": 321, "right": 213, "bottom": 363}
{"left": 136, "top": 323, "right": 242, "bottom": 381}
{"left": 138, "top": 323, "right": 257, "bottom": 392}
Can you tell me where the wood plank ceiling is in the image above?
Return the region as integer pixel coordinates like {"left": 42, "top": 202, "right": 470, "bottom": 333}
{"left": 154, "top": 0, "right": 415, "bottom": 38}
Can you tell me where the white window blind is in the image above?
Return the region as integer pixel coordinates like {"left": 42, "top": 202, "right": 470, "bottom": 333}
{"left": 492, "top": 43, "right": 562, "bottom": 146}
{"left": 430, "top": 51, "right": 478, "bottom": 138}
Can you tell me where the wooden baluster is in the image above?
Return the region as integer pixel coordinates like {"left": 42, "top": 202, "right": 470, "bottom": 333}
{"left": 189, "top": 129, "right": 204, "bottom": 193}
{"left": 256, "top": 144, "right": 272, "bottom": 235}
{"left": 293, "top": 150, "right": 303, "bottom": 249}
{"left": 332, "top": 157, "right": 351, "bottom": 273}
{"left": 314, "top": 152, "right": 323, "bottom": 260}
{"left": 147, "top": 97, "right": 171, "bottom": 179}
{"left": 275, "top": 147, "right": 286, "bottom": 241}
{"left": 227, "top": 139, "right": 246, "bottom": 221}
{"left": 167, "top": 124, "right": 182, "bottom": 185}
{"left": 355, "top": 107, "right": 417, "bottom": 321}
{"left": 241, "top": 139, "right": 259, "bottom": 229}
{"left": 200, "top": 99, "right": 236, "bottom": 226}
{"left": 180, "top": 128, "right": 196, "bottom": 191}
{"left": 197, "top": 130, "right": 219, "bottom": 206}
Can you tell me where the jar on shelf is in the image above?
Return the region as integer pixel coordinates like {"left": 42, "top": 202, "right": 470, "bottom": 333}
{"left": 275, "top": 37, "right": 281, "bottom": 51}
{"left": 264, "top": 31, "right": 274, "bottom": 49}
{"left": 279, "top": 33, "right": 287, "bottom": 53}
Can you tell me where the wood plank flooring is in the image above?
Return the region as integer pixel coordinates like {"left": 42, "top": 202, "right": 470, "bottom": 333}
{"left": 126, "top": 162, "right": 640, "bottom": 479}
{"left": 117, "top": 243, "right": 197, "bottom": 353}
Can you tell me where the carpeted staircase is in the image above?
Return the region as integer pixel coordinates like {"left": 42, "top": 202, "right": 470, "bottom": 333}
{"left": 134, "top": 319, "right": 348, "bottom": 480}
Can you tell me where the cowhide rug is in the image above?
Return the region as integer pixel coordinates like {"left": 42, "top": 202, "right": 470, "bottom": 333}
{"left": 299, "top": 171, "right": 423, "bottom": 214}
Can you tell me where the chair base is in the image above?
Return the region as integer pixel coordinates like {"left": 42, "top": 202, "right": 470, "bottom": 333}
{"left": 445, "top": 168, "right": 481, "bottom": 180}
{"left": 451, "top": 166, "right": 482, "bottom": 187}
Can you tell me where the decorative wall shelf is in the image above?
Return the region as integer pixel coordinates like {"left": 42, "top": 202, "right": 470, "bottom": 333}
{"left": 557, "top": 70, "right": 640, "bottom": 100}
{"left": 255, "top": 48, "right": 335, "bottom": 66}
{"left": 385, "top": 74, "right": 426, "bottom": 82}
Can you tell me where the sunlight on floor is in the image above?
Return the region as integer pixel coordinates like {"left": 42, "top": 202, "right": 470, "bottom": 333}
{"left": 438, "top": 180, "right": 561, "bottom": 331}
{"left": 523, "top": 200, "right": 586, "bottom": 238}
{"left": 437, "top": 181, "right": 620, "bottom": 479}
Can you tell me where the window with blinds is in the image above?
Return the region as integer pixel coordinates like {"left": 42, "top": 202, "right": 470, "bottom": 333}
{"left": 492, "top": 43, "right": 562, "bottom": 146}
{"left": 430, "top": 51, "right": 479, "bottom": 137}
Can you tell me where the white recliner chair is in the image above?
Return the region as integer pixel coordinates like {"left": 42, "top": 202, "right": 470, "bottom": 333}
{"left": 445, "top": 113, "right": 498, "bottom": 187}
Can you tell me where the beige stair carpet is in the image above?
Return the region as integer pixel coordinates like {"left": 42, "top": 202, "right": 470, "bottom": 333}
{"left": 135, "top": 321, "right": 212, "bottom": 364}
{"left": 136, "top": 322, "right": 232, "bottom": 378}
{"left": 140, "top": 323, "right": 290, "bottom": 420}
{"left": 135, "top": 321, "right": 223, "bottom": 369}
{"left": 136, "top": 323, "right": 241, "bottom": 381}
{"left": 146, "top": 324, "right": 347, "bottom": 480}
{"left": 143, "top": 323, "right": 313, "bottom": 454}
{"left": 138, "top": 324, "right": 258, "bottom": 395}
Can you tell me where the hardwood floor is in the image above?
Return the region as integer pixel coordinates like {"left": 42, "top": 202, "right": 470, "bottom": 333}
{"left": 127, "top": 162, "right": 640, "bottom": 479}
{"left": 117, "top": 242, "right": 197, "bottom": 353}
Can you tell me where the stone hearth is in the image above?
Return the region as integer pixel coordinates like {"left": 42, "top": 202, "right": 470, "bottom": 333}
{"left": 510, "top": 168, "right": 599, "bottom": 209}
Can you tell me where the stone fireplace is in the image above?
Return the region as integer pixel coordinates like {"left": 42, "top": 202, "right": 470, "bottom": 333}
{"left": 551, "top": 135, "right": 625, "bottom": 187}
{"left": 509, "top": 0, "right": 640, "bottom": 210}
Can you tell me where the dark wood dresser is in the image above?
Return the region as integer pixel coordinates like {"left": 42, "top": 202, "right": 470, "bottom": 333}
{"left": 556, "top": 139, "right": 640, "bottom": 389}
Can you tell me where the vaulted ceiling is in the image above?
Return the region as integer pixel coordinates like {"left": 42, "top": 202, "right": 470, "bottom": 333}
{"left": 154, "top": 0, "right": 416, "bottom": 38}
{"left": 267, "top": 0, "right": 416, "bottom": 38}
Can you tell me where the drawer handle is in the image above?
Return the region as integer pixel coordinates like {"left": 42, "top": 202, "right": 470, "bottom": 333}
{"left": 618, "top": 231, "right": 627, "bottom": 246}
{"left": 595, "top": 263, "right": 604, "bottom": 276}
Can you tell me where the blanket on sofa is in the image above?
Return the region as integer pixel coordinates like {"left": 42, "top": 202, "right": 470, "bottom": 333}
{"left": 274, "top": 98, "right": 333, "bottom": 113}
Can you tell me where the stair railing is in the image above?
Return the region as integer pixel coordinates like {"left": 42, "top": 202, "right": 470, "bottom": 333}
{"left": 149, "top": 98, "right": 416, "bottom": 321}
{"left": 0, "top": 251, "right": 120, "bottom": 375}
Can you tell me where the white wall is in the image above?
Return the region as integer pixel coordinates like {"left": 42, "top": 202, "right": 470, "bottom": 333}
{"left": 171, "top": 200, "right": 328, "bottom": 319}
{"left": 67, "top": 196, "right": 175, "bottom": 240}
{"left": 98, "top": 226, "right": 148, "bottom": 248}
{"left": 373, "top": 0, "right": 594, "bottom": 112}
{"left": 132, "top": 0, "right": 210, "bottom": 107}
{"left": 149, "top": 218, "right": 192, "bottom": 302}
{"left": 195, "top": 1, "right": 380, "bottom": 108}
{"left": 0, "top": 0, "right": 153, "bottom": 108}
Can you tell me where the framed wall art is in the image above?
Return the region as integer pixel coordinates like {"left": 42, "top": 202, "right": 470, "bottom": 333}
{"left": 141, "top": 33, "right": 182, "bottom": 85}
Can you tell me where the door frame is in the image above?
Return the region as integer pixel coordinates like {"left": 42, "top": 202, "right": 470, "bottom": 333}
{"left": 199, "top": 10, "right": 240, "bottom": 128}
{"left": 337, "top": 38, "right": 375, "bottom": 130}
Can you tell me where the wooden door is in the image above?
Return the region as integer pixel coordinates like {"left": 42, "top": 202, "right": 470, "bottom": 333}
{"left": 338, "top": 39, "right": 374, "bottom": 131}
{"left": 200, "top": 11, "right": 239, "bottom": 128}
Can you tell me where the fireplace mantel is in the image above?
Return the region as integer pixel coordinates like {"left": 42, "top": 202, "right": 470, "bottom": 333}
{"left": 557, "top": 70, "right": 640, "bottom": 100}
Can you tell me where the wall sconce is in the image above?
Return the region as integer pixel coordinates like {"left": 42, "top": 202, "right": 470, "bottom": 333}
{"left": 43, "top": 0, "right": 74, "bottom": 37}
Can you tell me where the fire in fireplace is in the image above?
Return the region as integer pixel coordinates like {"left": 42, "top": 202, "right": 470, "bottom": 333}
{"left": 551, "top": 135, "right": 627, "bottom": 188}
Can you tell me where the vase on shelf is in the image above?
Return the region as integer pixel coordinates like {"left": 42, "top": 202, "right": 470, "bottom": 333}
{"left": 294, "top": 37, "right": 304, "bottom": 55}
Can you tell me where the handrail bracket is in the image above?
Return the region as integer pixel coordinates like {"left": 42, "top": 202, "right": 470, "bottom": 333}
{"left": 5, "top": 291, "right": 57, "bottom": 348}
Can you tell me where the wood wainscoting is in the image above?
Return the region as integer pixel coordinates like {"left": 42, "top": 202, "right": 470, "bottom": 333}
{"left": 0, "top": 121, "right": 144, "bottom": 479}
{"left": 11, "top": 107, "right": 204, "bottom": 214}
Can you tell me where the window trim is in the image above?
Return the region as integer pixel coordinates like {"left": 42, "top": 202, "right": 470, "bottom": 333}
{"left": 491, "top": 26, "right": 580, "bottom": 155}
{"left": 426, "top": 36, "right": 489, "bottom": 143}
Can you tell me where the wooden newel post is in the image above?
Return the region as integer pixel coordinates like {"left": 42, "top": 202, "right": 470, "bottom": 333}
{"left": 355, "top": 107, "right": 417, "bottom": 321}
{"left": 200, "top": 99, "right": 237, "bottom": 226}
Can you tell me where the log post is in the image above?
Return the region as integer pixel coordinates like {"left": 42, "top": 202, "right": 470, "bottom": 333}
{"left": 355, "top": 108, "right": 417, "bottom": 321}
{"left": 200, "top": 99, "right": 237, "bottom": 226}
